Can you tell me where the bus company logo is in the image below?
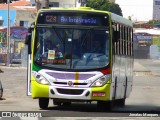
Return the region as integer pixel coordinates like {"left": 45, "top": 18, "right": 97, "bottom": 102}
{"left": 1, "top": 112, "right": 12, "bottom": 117}
{"left": 67, "top": 81, "right": 73, "bottom": 86}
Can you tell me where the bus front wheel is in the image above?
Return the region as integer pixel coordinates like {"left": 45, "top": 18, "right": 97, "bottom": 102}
{"left": 39, "top": 98, "right": 49, "bottom": 109}
{"left": 97, "top": 101, "right": 113, "bottom": 112}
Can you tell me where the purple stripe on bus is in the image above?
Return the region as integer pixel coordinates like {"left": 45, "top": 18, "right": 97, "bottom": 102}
{"left": 46, "top": 72, "right": 95, "bottom": 80}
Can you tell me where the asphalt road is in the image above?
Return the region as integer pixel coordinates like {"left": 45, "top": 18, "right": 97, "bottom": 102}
{"left": 0, "top": 59, "right": 160, "bottom": 119}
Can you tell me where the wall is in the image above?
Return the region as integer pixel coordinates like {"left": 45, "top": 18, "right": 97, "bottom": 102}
{"left": 0, "top": 27, "right": 28, "bottom": 64}
{"left": 50, "top": 0, "right": 76, "bottom": 7}
{"left": 15, "top": 10, "right": 36, "bottom": 27}
{"left": 0, "top": 10, "right": 16, "bottom": 27}
{"left": 153, "top": 0, "right": 160, "bottom": 20}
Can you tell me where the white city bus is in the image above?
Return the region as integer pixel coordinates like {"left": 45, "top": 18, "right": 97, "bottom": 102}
{"left": 25, "top": 7, "right": 133, "bottom": 111}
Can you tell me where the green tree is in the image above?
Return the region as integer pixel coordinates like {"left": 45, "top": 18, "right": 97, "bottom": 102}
{"left": 148, "top": 20, "right": 160, "bottom": 25}
{"left": 86, "top": 0, "right": 123, "bottom": 16}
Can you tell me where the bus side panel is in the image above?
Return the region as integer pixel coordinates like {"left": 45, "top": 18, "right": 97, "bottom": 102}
{"left": 126, "top": 57, "right": 134, "bottom": 98}
{"left": 110, "top": 58, "right": 115, "bottom": 100}
{"left": 115, "top": 55, "right": 121, "bottom": 99}
{"left": 120, "top": 56, "right": 127, "bottom": 99}
{"left": 110, "top": 53, "right": 120, "bottom": 100}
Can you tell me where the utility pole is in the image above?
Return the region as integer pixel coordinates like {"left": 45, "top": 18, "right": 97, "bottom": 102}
{"left": 6, "top": 0, "right": 10, "bottom": 66}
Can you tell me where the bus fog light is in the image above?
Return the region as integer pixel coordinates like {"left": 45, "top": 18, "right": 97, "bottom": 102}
{"left": 92, "top": 92, "right": 106, "bottom": 96}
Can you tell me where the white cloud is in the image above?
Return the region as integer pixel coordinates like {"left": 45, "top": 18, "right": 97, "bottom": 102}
{"left": 116, "top": 0, "right": 153, "bottom": 21}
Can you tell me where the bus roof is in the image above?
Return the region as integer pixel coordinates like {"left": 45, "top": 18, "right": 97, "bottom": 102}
{"left": 110, "top": 12, "right": 133, "bottom": 27}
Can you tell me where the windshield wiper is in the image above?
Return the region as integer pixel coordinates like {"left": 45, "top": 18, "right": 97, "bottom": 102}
{"left": 51, "top": 26, "right": 64, "bottom": 44}
{"left": 80, "top": 28, "right": 93, "bottom": 48}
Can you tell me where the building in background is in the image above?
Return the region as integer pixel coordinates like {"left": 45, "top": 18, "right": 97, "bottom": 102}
{"left": 48, "top": 0, "right": 116, "bottom": 8}
{"left": 0, "top": 0, "right": 36, "bottom": 27}
{"left": 35, "top": 0, "right": 116, "bottom": 10}
{"left": 153, "top": 0, "right": 160, "bottom": 20}
{"left": 49, "top": 0, "right": 76, "bottom": 8}
{"left": 34, "top": 0, "right": 77, "bottom": 9}
{"left": 0, "top": 0, "right": 36, "bottom": 64}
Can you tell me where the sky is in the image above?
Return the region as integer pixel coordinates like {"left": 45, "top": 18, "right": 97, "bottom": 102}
{"left": 116, "top": 0, "right": 153, "bottom": 21}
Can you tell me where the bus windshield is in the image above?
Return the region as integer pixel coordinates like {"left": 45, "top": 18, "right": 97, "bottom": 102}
{"left": 34, "top": 26, "right": 109, "bottom": 70}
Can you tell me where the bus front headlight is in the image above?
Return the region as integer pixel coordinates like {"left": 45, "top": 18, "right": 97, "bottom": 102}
{"left": 91, "top": 74, "right": 110, "bottom": 87}
{"left": 32, "top": 71, "right": 50, "bottom": 85}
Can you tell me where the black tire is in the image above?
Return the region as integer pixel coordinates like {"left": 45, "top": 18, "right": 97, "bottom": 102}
{"left": 97, "top": 100, "right": 114, "bottom": 112}
{"left": 39, "top": 98, "right": 49, "bottom": 109}
{"left": 115, "top": 98, "right": 125, "bottom": 107}
{"left": 0, "top": 81, "right": 3, "bottom": 98}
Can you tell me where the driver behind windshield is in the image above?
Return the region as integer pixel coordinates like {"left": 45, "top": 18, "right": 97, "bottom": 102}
{"left": 35, "top": 29, "right": 63, "bottom": 61}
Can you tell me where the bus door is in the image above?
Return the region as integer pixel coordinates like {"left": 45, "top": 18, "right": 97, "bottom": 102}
{"left": 25, "top": 27, "right": 33, "bottom": 95}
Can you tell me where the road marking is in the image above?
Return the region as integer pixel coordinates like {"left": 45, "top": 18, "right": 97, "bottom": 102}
{"left": 20, "top": 117, "right": 38, "bottom": 120}
{"left": 134, "top": 72, "right": 152, "bottom": 76}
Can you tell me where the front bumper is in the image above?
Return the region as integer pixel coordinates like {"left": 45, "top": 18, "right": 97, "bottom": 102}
{"left": 32, "top": 80, "right": 111, "bottom": 101}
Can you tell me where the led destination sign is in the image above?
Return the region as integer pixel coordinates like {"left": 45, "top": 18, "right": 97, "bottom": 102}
{"left": 37, "top": 12, "right": 108, "bottom": 26}
{"left": 60, "top": 16, "right": 97, "bottom": 25}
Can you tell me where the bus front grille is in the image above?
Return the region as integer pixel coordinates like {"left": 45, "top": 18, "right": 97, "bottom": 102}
{"left": 53, "top": 82, "right": 87, "bottom": 86}
{"left": 56, "top": 88, "right": 84, "bottom": 95}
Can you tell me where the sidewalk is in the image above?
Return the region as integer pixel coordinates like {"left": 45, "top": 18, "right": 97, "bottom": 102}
{"left": 0, "top": 63, "right": 27, "bottom": 69}
{"left": 133, "top": 62, "right": 150, "bottom": 72}
{"left": 134, "top": 59, "right": 160, "bottom": 76}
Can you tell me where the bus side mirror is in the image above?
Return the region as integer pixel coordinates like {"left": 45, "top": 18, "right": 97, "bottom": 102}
{"left": 113, "top": 30, "right": 119, "bottom": 43}
{"left": 25, "top": 27, "right": 33, "bottom": 54}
